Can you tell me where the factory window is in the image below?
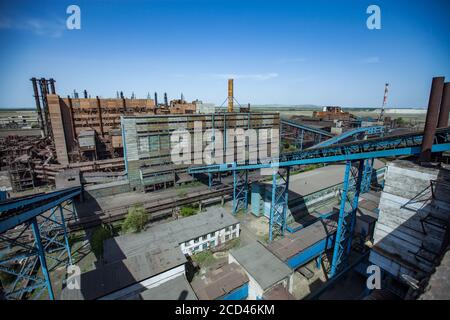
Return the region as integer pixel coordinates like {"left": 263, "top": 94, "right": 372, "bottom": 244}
{"left": 193, "top": 246, "right": 199, "bottom": 252}
{"left": 225, "top": 227, "right": 230, "bottom": 232}
{"left": 210, "top": 240, "right": 215, "bottom": 247}
{"left": 149, "top": 135, "right": 160, "bottom": 151}
{"left": 185, "top": 241, "right": 190, "bottom": 247}
{"left": 209, "top": 232, "right": 214, "bottom": 238}
{"left": 225, "top": 234, "right": 230, "bottom": 241}
{"left": 194, "top": 238, "right": 199, "bottom": 244}
{"left": 202, "top": 243, "right": 208, "bottom": 250}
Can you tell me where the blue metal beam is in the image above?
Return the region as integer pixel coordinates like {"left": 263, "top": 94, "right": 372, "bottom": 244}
{"left": 269, "top": 168, "right": 290, "bottom": 241}
{"left": 311, "top": 126, "right": 385, "bottom": 149}
{"left": 233, "top": 170, "right": 248, "bottom": 214}
{"left": 0, "top": 188, "right": 81, "bottom": 233}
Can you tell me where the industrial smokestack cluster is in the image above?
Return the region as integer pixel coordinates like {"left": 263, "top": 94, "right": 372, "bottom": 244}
{"left": 419, "top": 76, "right": 450, "bottom": 162}
{"left": 31, "top": 77, "right": 56, "bottom": 138}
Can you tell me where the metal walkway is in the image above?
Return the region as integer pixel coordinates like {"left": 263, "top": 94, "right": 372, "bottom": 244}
{"left": 311, "top": 125, "right": 385, "bottom": 149}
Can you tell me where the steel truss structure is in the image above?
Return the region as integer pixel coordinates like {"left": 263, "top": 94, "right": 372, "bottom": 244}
{"left": 233, "top": 170, "right": 248, "bottom": 214}
{"left": 312, "top": 126, "right": 385, "bottom": 149}
{"left": 0, "top": 187, "right": 81, "bottom": 300}
{"left": 281, "top": 119, "right": 333, "bottom": 151}
{"left": 329, "top": 160, "right": 364, "bottom": 277}
{"left": 188, "top": 127, "right": 450, "bottom": 275}
{"left": 269, "top": 167, "right": 290, "bottom": 241}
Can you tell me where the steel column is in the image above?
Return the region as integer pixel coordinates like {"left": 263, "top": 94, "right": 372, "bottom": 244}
{"left": 361, "top": 158, "right": 374, "bottom": 193}
{"left": 330, "top": 160, "right": 365, "bottom": 277}
{"left": 59, "top": 205, "right": 73, "bottom": 265}
{"left": 30, "top": 218, "right": 54, "bottom": 300}
{"left": 329, "top": 161, "right": 352, "bottom": 277}
{"left": 233, "top": 169, "right": 248, "bottom": 214}
{"left": 268, "top": 167, "right": 290, "bottom": 242}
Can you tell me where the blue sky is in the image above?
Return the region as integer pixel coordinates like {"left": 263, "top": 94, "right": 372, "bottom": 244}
{"left": 0, "top": 0, "right": 449, "bottom": 108}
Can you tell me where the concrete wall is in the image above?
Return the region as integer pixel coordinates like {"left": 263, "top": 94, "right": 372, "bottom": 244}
{"left": 369, "top": 160, "right": 450, "bottom": 282}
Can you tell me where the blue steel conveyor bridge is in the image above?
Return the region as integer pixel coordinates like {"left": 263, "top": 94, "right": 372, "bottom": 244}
{"left": 188, "top": 126, "right": 450, "bottom": 277}
{"left": 0, "top": 186, "right": 81, "bottom": 300}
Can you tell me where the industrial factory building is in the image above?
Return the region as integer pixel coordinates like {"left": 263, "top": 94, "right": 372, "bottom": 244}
{"left": 121, "top": 112, "right": 279, "bottom": 191}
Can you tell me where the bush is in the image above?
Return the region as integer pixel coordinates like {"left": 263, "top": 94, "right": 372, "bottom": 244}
{"left": 122, "top": 204, "right": 148, "bottom": 233}
{"left": 180, "top": 204, "right": 198, "bottom": 217}
{"left": 90, "top": 225, "right": 112, "bottom": 257}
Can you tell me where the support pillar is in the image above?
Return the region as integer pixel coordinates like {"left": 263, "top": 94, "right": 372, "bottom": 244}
{"left": 233, "top": 169, "right": 248, "bottom": 214}
{"left": 31, "top": 218, "right": 54, "bottom": 300}
{"left": 269, "top": 167, "right": 290, "bottom": 242}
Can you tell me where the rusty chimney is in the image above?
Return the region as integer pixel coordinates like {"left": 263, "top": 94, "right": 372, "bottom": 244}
{"left": 419, "top": 76, "right": 445, "bottom": 162}
{"left": 228, "top": 79, "right": 234, "bottom": 112}
{"left": 437, "top": 82, "right": 450, "bottom": 128}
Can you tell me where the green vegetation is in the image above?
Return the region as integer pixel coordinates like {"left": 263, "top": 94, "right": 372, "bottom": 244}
{"left": 396, "top": 117, "right": 408, "bottom": 126}
{"left": 122, "top": 204, "right": 148, "bottom": 233}
{"left": 180, "top": 203, "right": 199, "bottom": 217}
{"left": 191, "top": 250, "right": 215, "bottom": 267}
{"left": 175, "top": 181, "right": 201, "bottom": 197}
{"left": 90, "top": 225, "right": 113, "bottom": 257}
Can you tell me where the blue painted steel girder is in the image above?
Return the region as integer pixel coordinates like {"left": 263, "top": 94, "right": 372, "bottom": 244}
{"left": 329, "top": 160, "right": 365, "bottom": 277}
{"left": 233, "top": 170, "right": 248, "bottom": 215}
{"left": 312, "top": 126, "right": 385, "bottom": 149}
{"left": 0, "top": 187, "right": 81, "bottom": 234}
{"left": 269, "top": 167, "right": 290, "bottom": 242}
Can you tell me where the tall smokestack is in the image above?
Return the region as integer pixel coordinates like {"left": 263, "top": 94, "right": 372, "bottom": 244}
{"left": 154, "top": 92, "right": 158, "bottom": 107}
{"left": 437, "top": 82, "right": 450, "bottom": 128}
{"left": 84, "top": 90, "right": 88, "bottom": 99}
{"left": 164, "top": 92, "right": 168, "bottom": 107}
{"left": 228, "top": 79, "right": 234, "bottom": 112}
{"left": 420, "top": 76, "right": 445, "bottom": 162}
{"left": 31, "top": 77, "right": 45, "bottom": 137}
{"left": 49, "top": 78, "right": 56, "bottom": 94}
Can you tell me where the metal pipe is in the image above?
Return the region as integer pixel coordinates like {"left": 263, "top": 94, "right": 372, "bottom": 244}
{"left": 228, "top": 79, "right": 234, "bottom": 112}
{"left": 67, "top": 95, "right": 77, "bottom": 141}
{"left": 49, "top": 78, "right": 56, "bottom": 94}
{"left": 420, "top": 76, "right": 445, "bottom": 162}
{"left": 96, "top": 96, "right": 104, "bottom": 137}
{"left": 31, "top": 77, "right": 45, "bottom": 137}
{"left": 437, "top": 82, "right": 450, "bottom": 128}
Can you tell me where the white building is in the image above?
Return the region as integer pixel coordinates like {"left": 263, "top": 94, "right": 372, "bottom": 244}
{"left": 103, "top": 207, "right": 240, "bottom": 260}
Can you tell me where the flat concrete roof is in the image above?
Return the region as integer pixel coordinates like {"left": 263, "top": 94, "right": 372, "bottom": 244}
{"left": 103, "top": 207, "right": 238, "bottom": 264}
{"left": 266, "top": 219, "right": 337, "bottom": 263}
{"left": 230, "top": 242, "right": 292, "bottom": 291}
{"left": 191, "top": 262, "right": 249, "bottom": 300}
{"left": 61, "top": 242, "right": 186, "bottom": 300}
{"left": 125, "top": 275, "right": 197, "bottom": 300}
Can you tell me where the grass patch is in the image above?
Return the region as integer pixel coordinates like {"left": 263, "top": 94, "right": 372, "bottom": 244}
{"left": 180, "top": 203, "right": 199, "bottom": 217}
{"left": 191, "top": 250, "right": 215, "bottom": 267}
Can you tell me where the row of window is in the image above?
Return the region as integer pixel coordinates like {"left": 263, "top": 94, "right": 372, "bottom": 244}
{"left": 185, "top": 224, "right": 239, "bottom": 248}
